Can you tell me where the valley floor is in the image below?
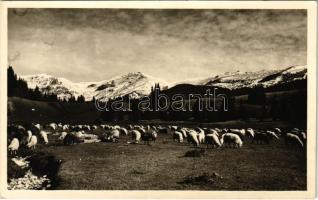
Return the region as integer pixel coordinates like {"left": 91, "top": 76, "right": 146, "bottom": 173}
{"left": 30, "top": 133, "right": 306, "bottom": 190}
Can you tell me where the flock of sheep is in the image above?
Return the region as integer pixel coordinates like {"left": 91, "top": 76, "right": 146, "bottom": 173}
{"left": 8, "top": 122, "right": 306, "bottom": 155}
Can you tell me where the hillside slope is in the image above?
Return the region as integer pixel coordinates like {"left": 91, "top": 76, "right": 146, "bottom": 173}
{"left": 8, "top": 97, "right": 100, "bottom": 124}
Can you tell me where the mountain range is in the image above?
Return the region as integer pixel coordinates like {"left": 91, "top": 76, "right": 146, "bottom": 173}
{"left": 20, "top": 65, "right": 307, "bottom": 101}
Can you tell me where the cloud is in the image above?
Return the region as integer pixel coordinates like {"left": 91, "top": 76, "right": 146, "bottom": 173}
{"left": 8, "top": 9, "right": 307, "bottom": 82}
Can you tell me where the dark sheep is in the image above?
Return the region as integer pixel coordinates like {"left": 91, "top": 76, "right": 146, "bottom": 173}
{"left": 26, "top": 152, "right": 63, "bottom": 182}
{"left": 63, "top": 134, "right": 83, "bottom": 145}
{"left": 252, "top": 132, "right": 270, "bottom": 144}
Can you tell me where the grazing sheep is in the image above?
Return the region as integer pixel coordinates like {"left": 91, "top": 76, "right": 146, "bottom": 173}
{"left": 58, "top": 132, "right": 68, "bottom": 140}
{"left": 299, "top": 132, "right": 306, "bottom": 143}
{"left": 207, "top": 129, "right": 219, "bottom": 136}
{"left": 102, "top": 129, "right": 120, "bottom": 143}
{"left": 8, "top": 138, "right": 19, "bottom": 155}
{"left": 150, "top": 131, "right": 158, "bottom": 142}
{"left": 119, "top": 127, "right": 128, "bottom": 135}
{"left": 40, "top": 131, "right": 49, "bottom": 144}
{"left": 285, "top": 133, "right": 304, "bottom": 148}
{"left": 75, "top": 131, "right": 84, "bottom": 138}
{"left": 48, "top": 123, "right": 57, "bottom": 130}
{"left": 91, "top": 125, "right": 98, "bottom": 130}
{"left": 27, "top": 130, "right": 32, "bottom": 142}
{"left": 17, "top": 125, "right": 26, "bottom": 132}
{"left": 100, "top": 125, "right": 106, "bottom": 129}
{"left": 187, "top": 130, "right": 199, "bottom": 147}
{"left": 27, "top": 135, "right": 38, "bottom": 149}
{"left": 63, "top": 134, "right": 83, "bottom": 145}
{"left": 34, "top": 124, "right": 41, "bottom": 131}
{"left": 113, "top": 125, "right": 121, "bottom": 130}
{"left": 222, "top": 128, "right": 228, "bottom": 133}
{"left": 20, "top": 130, "right": 32, "bottom": 146}
{"left": 252, "top": 132, "right": 270, "bottom": 144}
{"left": 195, "top": 128, "right": 205, "bottom": 144}
{"left": 173, "top": 131, "right": 183, "bottom": 143}
{"left": 220, "top": 133, "right": 243, "bottom": 148}
{"left": 274, "top": 128, "right": 282, "bottom": 135}
{"left": 214, "top": 128, "right": 221, "bottom": 133}
{"left": 128, "top": 125, "right": 134, "bottom": 130}
{"left": 110, "top": 129, "right": 120, "bottom": 139}
{"left": 62, "top": 124, "right": 69, "bottom": 131}
{"left": 246, "top": 128, "right": 255, "bottom": 138}
{"left": 130, "top": 130, "right": 141, "bottom": 143}
{"left": 171, "top": 126, "right": 178, "bottom": 131}
{"left": 24, "top": 123, "right": 40, "bottom": 136}
{"left": 292, "top": 128, "right": 300, "bottom": 132}
{"left": 266, "top": 131, "right": 279, "bottom": 140}
{"left": 290, "top": 129, "right": 306, "bottom": 143}
{"left": 58, "top": 123, "right": 63, "bottom": 128}
{"left": 157, "top": 127, "right": 168, "bottom": 134}
{"left": 230, "top": 129, "right": 246, "bottom": 140}
{"left": 179, "top": 129, "right": 187, "bottom": 139}
{"left": 205, "top": 134, "right": 221, "bottom": 148}
{"left": 141, "top": 130, "right": 157, "bottom": 145}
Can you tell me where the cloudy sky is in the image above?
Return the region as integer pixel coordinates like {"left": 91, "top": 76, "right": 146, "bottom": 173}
{"left": 8, "top": 9, "right": 307, "bottom": 83}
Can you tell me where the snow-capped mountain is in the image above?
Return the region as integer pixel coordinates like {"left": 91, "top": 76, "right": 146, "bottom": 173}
{"left": 21, "top": 65, "right": 307, "bottom": 101}
{"left": 21, "top": 72, "right": 168, "bottom": 101}
{"left": 195, "top": 65, "right": 307, "bottom": 90}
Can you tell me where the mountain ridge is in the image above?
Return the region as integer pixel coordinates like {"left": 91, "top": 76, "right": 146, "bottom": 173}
{"left": 20, "top": 65, "right": 307, "bottom": 101}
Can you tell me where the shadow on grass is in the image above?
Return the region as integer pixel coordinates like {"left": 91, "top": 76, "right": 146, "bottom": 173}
{"left": 178, "top": 172, "right": 223, "bottom": 186}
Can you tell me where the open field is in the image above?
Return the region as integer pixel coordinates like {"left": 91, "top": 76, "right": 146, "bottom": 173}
{"left": 14, "top": 130, "right": 306, "bottom": 190}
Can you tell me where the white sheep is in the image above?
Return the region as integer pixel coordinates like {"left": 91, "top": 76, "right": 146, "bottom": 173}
{"left": 62, "top": 124, "right": 69, "bottom": 131}
{"left": 17, "top": 125, "right": 26, "bottom": 132}
{"left": 113, "top": 125, "right": 121, "bottom": 130}
{"left": 85, "top": 125, "right": 91, "bottom": 131}
{"left": 274, "top": 128, "right": 282, "bottom": 134}
{"left": 266, "top": 131, "right": 279, "bottom": 140}
{"left": 246, "top": 128, "right": 255, "bottom": 138}
{"left": 214, "top": 128, "right": 221, "bottom": 133}
{"left": 230, "top": 129, "right": 246, "bottom": 137}
{"left": 179, "top": 128, "right": 187, "bottom": 139}
{"left": 299, "top": 132, "right": 306, "bottom": 142}
{"left": 100, "top": 125, "right": 106, "bottom": 129}
{"left": 8, "top": 138, "right": 19, "bottom": 155}
{"left": 285, "top": 133, "right": 303, "bottom": 147}
{"left": 75, "top": 131, "right": 84, "bottom": 138}
{"left": 220, "top": 133, "right": 243, "bottom": 148}
{"left": 119, "top": 127, "right": 128, "bottom": 135}
{"left": 40, "top": 131, "right": 49, "bottom": 144}
{"left": 207, "top": 129, "right": 219, "bottom": 136}
{"left": 173, "top": 131, "right": 183, "bottom": 143}
{"left": 205, "top": 133, "right": 221, "bottom": 148}
{"left": 110, "top": 129, "right": 120, "bottom": 139}
{"left": 49, "top": 123, "right": 57, "bottom": 130}
{"left": 27, "top": 135, "right": 37, "bottom": 149}
{"left": 195, "top": 128, "right": 205, "bottom": 144}
{"left": 130, "top": 130, "right": 141, "bottom": 143}
{"left": 171, "top": 126, "right": 178, "bottom": 131}
{"left": 34, "top": 124, "right": 41, "bottom": 131}
{"left": 187, "top": 130, "right": 199, "bottom": 147}
{"left": 27, "top": 130, "right": 32, "bottom": 142}
{"left": 58, "top": 132, "right": 68, "bottom": 140}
